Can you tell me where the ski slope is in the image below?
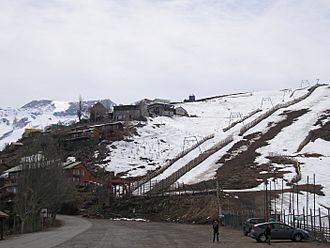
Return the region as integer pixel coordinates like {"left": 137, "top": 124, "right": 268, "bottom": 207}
{"left": 103, "top": 88, "right": 308, "bottom": 178}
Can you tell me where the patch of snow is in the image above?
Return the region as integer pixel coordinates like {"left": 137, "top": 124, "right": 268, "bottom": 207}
{"left": 301, "top": 139, "right": 330, "bottom": 157}
{"left": 110, "top": 218, "right": 149, "bottom": 222}
{"left": 53, "top": 101, "right": 70, "bottom": 112}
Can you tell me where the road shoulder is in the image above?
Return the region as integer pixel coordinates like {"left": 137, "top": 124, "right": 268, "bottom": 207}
{"left": 0, "top": 215, "right": 92, "bottom": 248}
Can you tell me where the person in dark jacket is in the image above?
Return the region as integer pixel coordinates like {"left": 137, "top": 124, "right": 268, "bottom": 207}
{"left": 264, "top": 224, "right": 271, "bottom": 245}
{"left": 212, "top": 220, "right": 219, "bottom": 242}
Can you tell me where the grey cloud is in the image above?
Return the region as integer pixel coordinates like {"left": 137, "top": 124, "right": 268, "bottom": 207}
{"left": 0, "top": 0, "right": 329, "bottom": 107}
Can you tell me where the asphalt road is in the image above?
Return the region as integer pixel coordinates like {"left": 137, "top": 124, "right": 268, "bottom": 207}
{"left": 55, "top": 218, "right": 327, "bottom": 248}
{"left": 0, "top": 215, "right": 91, "bottom": 248}
{"left": 1, "top": 216, "right": 328, "bottom": 248}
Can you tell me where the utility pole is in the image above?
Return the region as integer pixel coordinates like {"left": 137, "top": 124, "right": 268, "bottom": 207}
{"left": 216, "top": 179, "right": 221, "bottom": 218}
{"left": 269, "top": 180, "right": 272, "bottom": 219}
{"left": 280, "top": 179, "right": 284, "bottom": 221}
{"left": 264, "top": 179, "right": 269, "bottom": 220}
{"left": 313, "top": 173, "right": 316, "bottom": 232}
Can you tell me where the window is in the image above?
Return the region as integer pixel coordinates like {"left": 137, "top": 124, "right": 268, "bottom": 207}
{"left": 73, "top": 168, "right": 80, "bottom": 176}
{"left": 72, "top": 177, "right": 80, "bottom": 184}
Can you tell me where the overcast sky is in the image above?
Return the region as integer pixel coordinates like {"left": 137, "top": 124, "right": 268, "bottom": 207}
{"left": 0, "top": 0, "right": 329, "bottom": 108}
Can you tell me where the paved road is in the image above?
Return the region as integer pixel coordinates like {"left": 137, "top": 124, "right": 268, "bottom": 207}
{"left": 0, "top": 215, "right": 91, "bottom": 248}
{"left": 55, "top": 219, "right": 328, "bottom": 248}
{"left": 1, "top": 216, "right": 328, "bottom": 248}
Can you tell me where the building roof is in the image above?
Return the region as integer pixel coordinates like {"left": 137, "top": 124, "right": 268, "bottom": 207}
{"left": 4, "top": 165, "right": 23, "bottom": 174}
{"left": 114, "top": 105, "right": 140, "bottom": 111}
{"left": 175, "top": 106, "right": 188, "bottom": 112}
{"left": 3, "top": 161, "right": 83, "bottom": 174}
{"left": 90, "top": 121, "right": 124, "bottom": 128}
{"left": 0, "top": 211, "right": 9, "bottom": 218}
{"left": 62, "top": 161, "right": 82, "bottom": 170}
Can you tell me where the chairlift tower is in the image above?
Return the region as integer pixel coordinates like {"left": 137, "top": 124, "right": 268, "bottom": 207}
{"left": 183, "top": 136, "right": 201, "bottom": 153}
{"left": 260, "top": 97, "right": 274, "bottom": 109}
{"left": 300, "top": 80, "right": 310, "bottom": 89}
{"left": 280, "top": 88, "right": 292, "bottom": 102}
{"left": 228, "top": 112, "right": 243, "bottom": 125}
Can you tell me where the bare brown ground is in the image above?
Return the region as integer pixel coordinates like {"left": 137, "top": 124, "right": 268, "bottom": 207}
{"left": 214, "top": 109, "right": 310, "bottom": 190}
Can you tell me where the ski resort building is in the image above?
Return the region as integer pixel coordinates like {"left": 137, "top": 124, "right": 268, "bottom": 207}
{"left": 63, "top": 161, "right": 97, "bottom": 185}
{"left": 113, "top": 104, "right": 148, "bottom": 121}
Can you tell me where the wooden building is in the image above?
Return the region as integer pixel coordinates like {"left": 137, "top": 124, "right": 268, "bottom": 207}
{"left": 65, "top": 127, "right": 101, "bottom": 142}
{"left": 113, "top": 104, "right": 148, "bottom": 121}
{"left": 104, "top": 173, "right": 131, "bottom": 197}
{"left": 63, "top": 161, "right": 97, "bottom": 185}
{"left": 1, "top": 161, "right": 97, "bottom": 189}
{"left": 147, "top": 102, "right": 175, "bottom": 117}
{"left": 91, "top": 122, "right": 124, "bottom": 141}
{"left": 90, "top": 102, "right": 108, "bottom": 121}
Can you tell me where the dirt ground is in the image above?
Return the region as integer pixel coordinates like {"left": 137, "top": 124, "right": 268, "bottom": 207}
{"left": 55, "top": 218, "right": 329, "bottom": 248}
{"left": 105, "top": 192, "right": 277, "bottom": 224}
{"left": 106, "top": 194, "right": 221, "bottom": 223}
{"left": 215, "top": 109, "right": 310, "bottom": 190}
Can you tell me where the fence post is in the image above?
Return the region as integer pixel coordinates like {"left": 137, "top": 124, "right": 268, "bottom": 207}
{"left": 303, "top": 207, "right": 305, "bottom": 230}
{"left": 319, "top": 208, "right": 322, "bottom": 239}
{"left": 313, "top": 173, "right": 316, "bottom": 234}
{"left": 162, "top": 180, "right": 164, "bottom": 197}
{"left": 328, "top": 209, "right": 330, "bottom": 240}
{"left": 310, "top": 208, "right": 314, "bottom": 239}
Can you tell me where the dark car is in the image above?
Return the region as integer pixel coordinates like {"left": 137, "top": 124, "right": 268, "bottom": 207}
{"left": 250, "top": 222, "right": 310, "bottom": 242}
{"left": 243, "top": 218, "right": 265, "bottom": 236}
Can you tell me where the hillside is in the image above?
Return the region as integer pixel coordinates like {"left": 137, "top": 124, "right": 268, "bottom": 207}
{"left": 100, "top": 87, "right": 310, "bottom": 178}
{"left": 1, "top": 84, "right": 329, "bottom": 215}
{"left": 100, "top": 84, "right": 329, "bottom": 215}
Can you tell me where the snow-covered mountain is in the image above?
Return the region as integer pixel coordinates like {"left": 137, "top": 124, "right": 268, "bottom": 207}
{"left": 97, "top": 84, "right": 330, "bottom": 214}
{"left": 102, "top": 87, "right": 313, "bottom": 178}
{"left": 1, "top": 84, "right": 330, "bottom": 216}
{"left": 0, "top": 99, "right": 115, "bottom": 150}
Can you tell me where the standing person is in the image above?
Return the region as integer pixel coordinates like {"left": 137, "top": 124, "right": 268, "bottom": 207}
{"left": 212, "top": 219, "right": 219, "bottom": 242}
{"left": 264, "top": 224, "right": 271, "bottom": 245}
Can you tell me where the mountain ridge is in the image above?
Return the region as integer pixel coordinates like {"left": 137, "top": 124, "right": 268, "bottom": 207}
{"left": 0, "top": 98, "right": 115, "bottom": 149}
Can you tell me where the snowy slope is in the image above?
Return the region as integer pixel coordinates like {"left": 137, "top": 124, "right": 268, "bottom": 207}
{"left": 0, "top": 100, "right": 74, "bottom": 150}
{"left": 103, "top": 88, "right": 309, "bottom": 178}
{"left": 162, "top": 85, "right": 329, "bottom": 216}
{"left": 248, "top": 85, "right": 330, "bottom": 214}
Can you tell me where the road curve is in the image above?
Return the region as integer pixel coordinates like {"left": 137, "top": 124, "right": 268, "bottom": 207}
{"left": 0, "top": 215, "right": 91, "bottom": 248}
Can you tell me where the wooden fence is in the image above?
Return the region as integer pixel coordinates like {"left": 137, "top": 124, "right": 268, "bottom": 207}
{"left": 222, "top": 207, "right": 330, "bottom": 242}
{"left": 130, "top": 134, "right": 215, "bottom": 192}
{"left": 223, "top": 109, "right": 261, "bottom": 132}
{"left": 133, "top": 180, "right": 218, "bottom": 196}
{"left": 281, "top": 208, "right": 330, "bottom": 242}
{"left": 141, "top": 134, "right": 234, "bottom": 195}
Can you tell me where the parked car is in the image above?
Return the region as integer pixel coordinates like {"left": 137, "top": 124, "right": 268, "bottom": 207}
{"left": 250, "top": 222, "right": 310, "bottom": 242}
{"left": 243, "top": 218, "right": 265, "bottom": 236}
